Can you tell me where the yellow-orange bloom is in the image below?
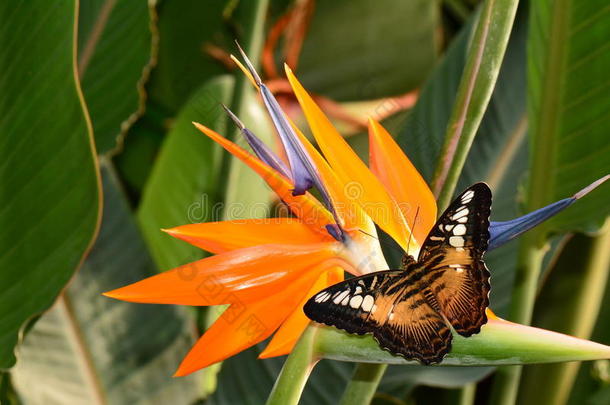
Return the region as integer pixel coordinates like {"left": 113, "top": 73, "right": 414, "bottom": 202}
{"left": 104, "top": 65, "right": 437, "bottom": 376}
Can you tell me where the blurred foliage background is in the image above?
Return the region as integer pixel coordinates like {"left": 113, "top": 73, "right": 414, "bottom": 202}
{"left": 1, "top": 0, "right": 609, "bottom": 404}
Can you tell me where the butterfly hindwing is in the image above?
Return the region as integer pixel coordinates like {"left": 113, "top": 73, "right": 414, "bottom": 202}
{"left": 415, "top": 182, "right": 492, "bottom": 336}
{"left": 304, "top": 271, "right": 452, "bottom": 364}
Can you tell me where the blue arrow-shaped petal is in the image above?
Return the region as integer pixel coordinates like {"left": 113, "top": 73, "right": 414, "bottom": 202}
{"left": 489, "top": 175, "right": 609, "bottom": 250}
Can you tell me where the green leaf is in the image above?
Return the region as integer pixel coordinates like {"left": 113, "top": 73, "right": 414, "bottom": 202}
{"left": 0, "top": 1, "right": 101, "bottom": 369}
{"left": 527, "top": 0, "right": 610, "bottom": 233}
{"left": 491, "top": 2, "right": 610, "bottom": 400}
{"left": 79, "top": 0, "right": 155, "bottom": 154}
{"left": 11, "top": 164, "right": 199, "bottom": 404}
{"left": 519, "top": 225, "right": 610, "bottom": 405}
{"left": 296, "top": 0, "right": 439, "bottom": 101}
{"left": 137, "top": 76, "right": 233, "bottom": 271}
{"left": 147, "top": 0, "right": 230, "bottom": 113}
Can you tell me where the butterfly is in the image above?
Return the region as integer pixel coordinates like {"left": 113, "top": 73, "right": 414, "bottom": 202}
{"left": 303, "top": 183, "right": 492, "bottom": 365}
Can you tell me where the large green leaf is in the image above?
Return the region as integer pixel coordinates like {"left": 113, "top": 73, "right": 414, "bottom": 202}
{"left": 393, "top": 6, "right": 527, "bottom": 317}
{"left": 79, "top": 0, "right": 155, "bottom": 154}
{"left": 296, "top": 0, "right": 439, "bottom": 101}
{"left": 137, "top": 76, "right": 232, "bottom": 271}
{"left": 147, "top": 0, "right": 230, "bottom": 113}
{"left": 527, "top": 0, "right": 610, "bottom": 233}
{"left": 0, "top": 1, "right": 100, "bottom": 369}
{"left": 11, "top": 164, "right": 199, "bottom": 404}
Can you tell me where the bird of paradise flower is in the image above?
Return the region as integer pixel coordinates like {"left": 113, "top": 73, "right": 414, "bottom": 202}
{"left": 104, "top": 47, "right": 609, "bottom": 377}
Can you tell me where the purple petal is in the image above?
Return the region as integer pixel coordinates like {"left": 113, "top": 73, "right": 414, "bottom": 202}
{"left": 489, "top": 198, "right": 573, "bottom": 250}
{"left": 234, "top": 43, "right": 317, "bottom": 196}
{"left": 234, "top": 43, "right": 347, "bottom": 242}
{"left": 489, "top": 175, "right": 609, "bottom": 250}
{"left": 223, "top": 105, "right": 291, "bottom": 179}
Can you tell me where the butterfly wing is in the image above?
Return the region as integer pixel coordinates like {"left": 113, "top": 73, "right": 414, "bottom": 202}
{"left": 304, "top": 271, "right": 452, "bottom": 364}
{"left": 416, "top": 182, "right": 492, "bottom": 336}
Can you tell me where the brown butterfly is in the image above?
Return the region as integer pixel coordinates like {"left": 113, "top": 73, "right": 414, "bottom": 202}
{"left": 303, "top": 183, "right": 492, "bottom": 364}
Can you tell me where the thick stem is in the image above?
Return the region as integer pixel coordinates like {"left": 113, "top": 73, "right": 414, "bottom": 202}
{"left": 431, "top": 0, "right": 520, "bottom": 211}
{"left": 266, "top": 325, "right": 320, "bottom": 405}
{"left": 458, "top": 383, "right": 477, "bottom": 405}
{"left": 339, "top": 363, "right": 388, "bottom": 405}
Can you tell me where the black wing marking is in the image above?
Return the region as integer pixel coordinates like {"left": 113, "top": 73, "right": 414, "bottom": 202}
{"left": 413, "top": 182, "right": 492, "bottom": 336}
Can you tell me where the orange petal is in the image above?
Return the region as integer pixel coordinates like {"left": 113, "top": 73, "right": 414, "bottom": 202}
{"left": 259, "top": 267, "right": 333, "bottom": 358}
{"left": 290, "top": 122, "right": 374, "bottom": 234}
{"left": 193, "top": 122, "right": 333, "bottom": 235}
{"left": 259, "top": 266, "right": 345, "bottom": 358}
{"left": 103, "top": 243, "right": 339, "bottom": 306}
{"left": 285, "top": 67, "right": 412, "bottom": 251}
{"left": 368, "top": 118, "right": 437, "bottom": 246}
{"left": 174, "top": 269, "right": 319, "bottom": 376}
{"left": 164, "top": 218, "right": 332, "bottom": 254}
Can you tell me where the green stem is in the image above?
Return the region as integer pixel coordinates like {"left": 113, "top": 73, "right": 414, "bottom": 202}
{"left": 458, "top": 383, "right": 477, "bottom": 405}
{"left": 339, "top": 363, "right": 388, "bottom": 405}
{"left": 220, "top": 0, "right": 269, "bottom": 201}
{"left": 266, "top": 325, "right": 320, "bottom": 405}
{"left": 431, "top": 0, "right": 520, "bottom": 211}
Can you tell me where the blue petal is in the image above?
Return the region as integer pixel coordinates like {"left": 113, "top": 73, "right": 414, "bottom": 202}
{"left": 488, "top": 175, "right": 609, "bottom": 250}
{"left": 234, "top": 42, "right": 317, "bottom": 196}
{"left": 234, "top": 43, "right": 347, "bottom": 241}
{"left": 489, "top": 198, "right": 573, "bottom": 250}
{"left": 223, "top": 105, "right": 292, "bottom": 179}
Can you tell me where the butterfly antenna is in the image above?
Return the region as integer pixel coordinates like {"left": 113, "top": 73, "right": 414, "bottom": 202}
{"left": 406, "top": 206, "right": 421, "bottom": 254}
{"left": 358, "top": 229, "right": 378, "bottom": 240}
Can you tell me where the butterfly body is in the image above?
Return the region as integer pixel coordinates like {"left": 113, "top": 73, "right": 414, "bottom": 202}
{"left": 304, "top": 183, "right": 492, "bottom": 365}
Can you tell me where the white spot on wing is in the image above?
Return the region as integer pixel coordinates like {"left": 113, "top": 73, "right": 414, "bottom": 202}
{"left": 361, "top": 295, "right": 375, "bottom": 312}
{"left": 315, "top": 292, "right": 331, "bottom": 303}
{"left": 453, "top": 224, "right": 467, "bottom": 235}
{"left": 333, "top": 290, "right": 350, "bottom": 304}
{"left": 461, "top": 190, "right": 474, "bottom": 202}
{"left": 449, "top": 236, "right": 465, "bottom": 247}
{"left": 349, "top": 295, "right": 363, "bottom": 308}
{"left": 451, "top": 207, "right": 469, "bottom": 220}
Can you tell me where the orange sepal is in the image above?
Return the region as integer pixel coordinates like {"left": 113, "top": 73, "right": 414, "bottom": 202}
{"left": 193, "top": 122, "right": 333, "bottom": 235}
{"left": 290, "top": 122, "right": 374, "bottom": 234}
{"left": 164, "top": 218, "right": 332, "bottom": 254}
{"left": 103, "top": 243, "right": 339, "bottom": 306}
{"left": 260, "top": 267, "right": 345, "bottom": 358}
{"left": 368, "top": 118, "right": 437, "bottom": 246}
{"left": 174, "top": 269, "right": 320, "bottom": 376}
{"left": 285, "top": 67, "right": 412, "bottom": 251}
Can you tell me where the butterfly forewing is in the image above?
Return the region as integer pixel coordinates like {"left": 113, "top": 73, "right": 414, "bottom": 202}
{"left": 416, "top": 183, "right": 492, "bottom": 336}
